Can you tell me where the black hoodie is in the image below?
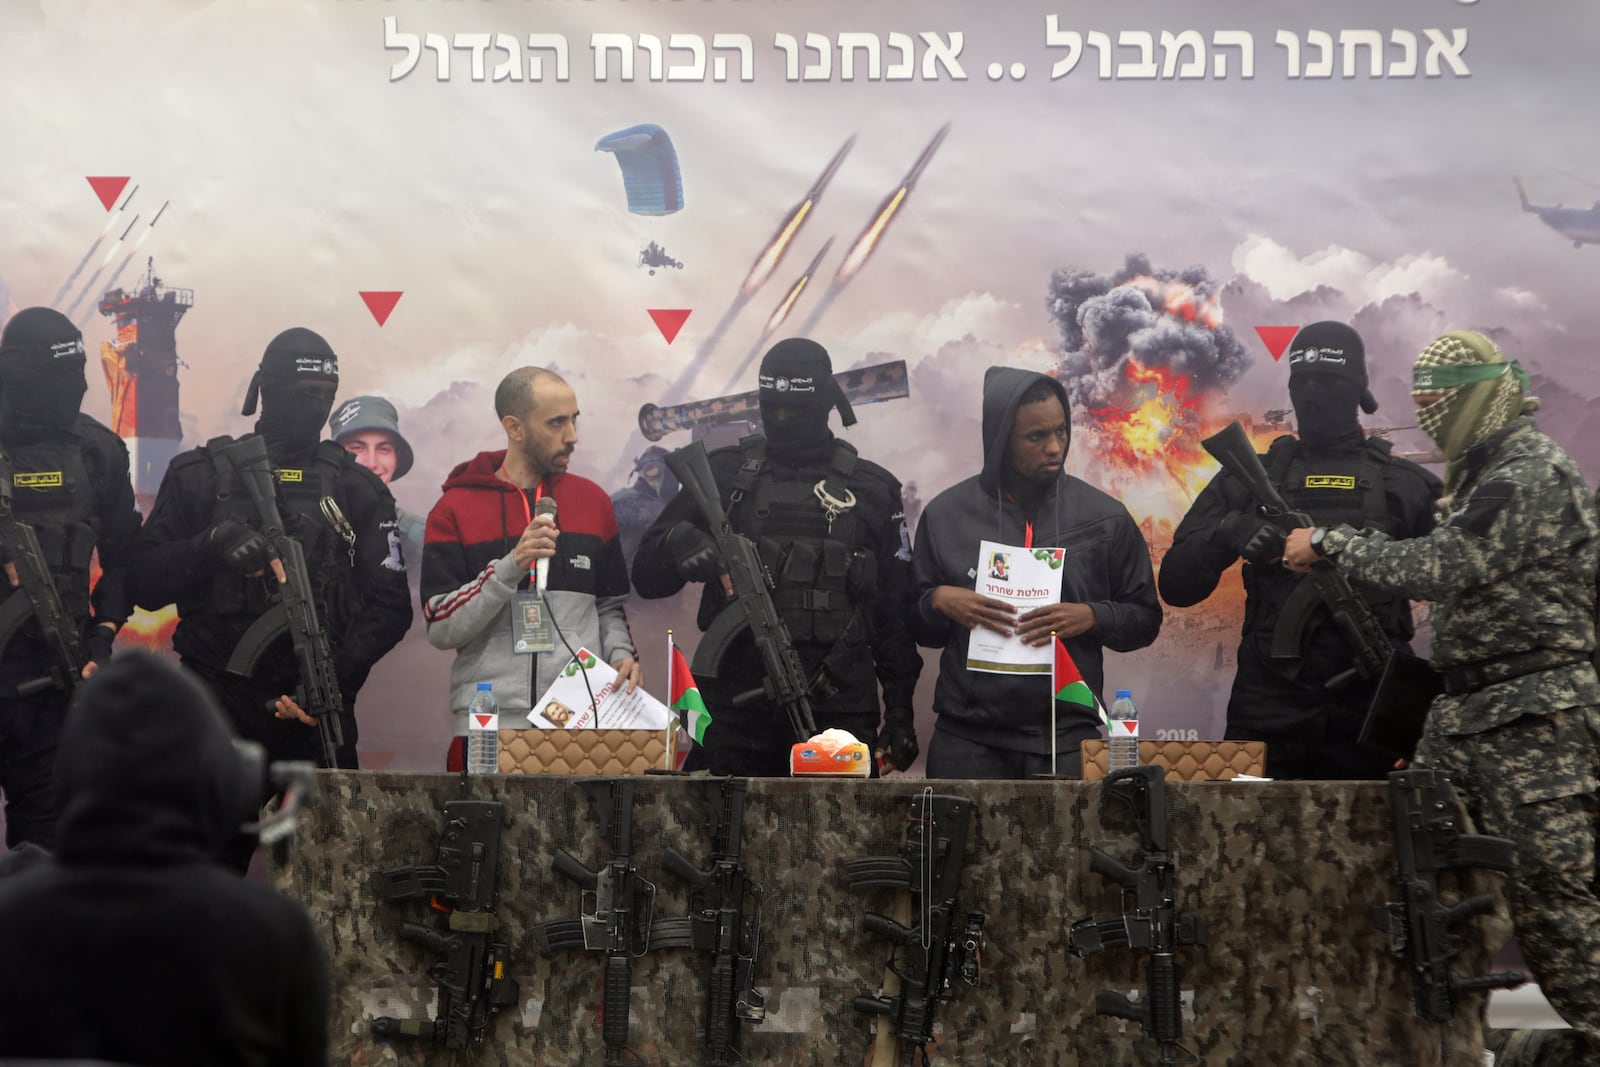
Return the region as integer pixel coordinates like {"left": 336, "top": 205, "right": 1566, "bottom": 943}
{"left": 910, "top": 367, "right": 1162, "bottom": 754}
{"left": 0, "top": 652, "right": 330, "bottom": 1066}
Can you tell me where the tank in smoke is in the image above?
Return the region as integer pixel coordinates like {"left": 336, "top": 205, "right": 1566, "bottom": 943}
{"left": 637, "top": 359, "right": 910, "bottom": 442}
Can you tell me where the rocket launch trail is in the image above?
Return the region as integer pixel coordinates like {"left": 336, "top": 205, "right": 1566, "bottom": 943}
{"left": 719, "top": 238, "right": 835, "bottom": 393}
{"left": 50, "top": 185, "right": 139, "bottom": 309}
{"left": 798, "top": 123, "right": 949, "bottom": 336}
{"left": 72, "top": 204, "right": 170, "bottom": 327}
{"left": 659, "top": 135, "right": 856, "bottom": 407}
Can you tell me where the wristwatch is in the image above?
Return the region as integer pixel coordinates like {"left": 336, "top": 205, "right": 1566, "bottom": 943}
{"left": 1309, "top": 527, "right": 1330, "bottom": 558}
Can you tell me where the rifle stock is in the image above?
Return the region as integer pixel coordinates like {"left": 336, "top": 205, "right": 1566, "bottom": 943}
{"left": 1069, "top": 766, "right": 1205, "bottom": 1064}
{"left": 0, "top": 457, "right": 89, "bottom": 696}
{"left": 1372, "top": 769, "right": 1525, "bottom": 1022}
{"left": 654, "top": 778, "right": 766, "bottom": 1067}
{"left": 370, "top": 801, "right": 519, "bottom": 1051}
{"left": 664, "top": 441, "right": 818, "bottom": 742}
{"left": 535, "top": 779, "right": 656, "bottom": 1066}
{"left": 850, "top": 793, "right": 985, "bottom": 1066}
{"left": 219, "top": 435, "right": 344, "bottom": 767}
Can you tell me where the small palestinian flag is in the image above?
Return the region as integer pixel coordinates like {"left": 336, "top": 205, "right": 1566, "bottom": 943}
{"left": 1055, "top": 636, "right": 1108, "bottom": 727}
{"left": 671, "top": 644, "right": 712, "bottom": 744}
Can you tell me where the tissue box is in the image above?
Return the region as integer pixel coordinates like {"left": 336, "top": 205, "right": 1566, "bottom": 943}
{"left": 789, "top": 736, "right": 872, "bottom": 777}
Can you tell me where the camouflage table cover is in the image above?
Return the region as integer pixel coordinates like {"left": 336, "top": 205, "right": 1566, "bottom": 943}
{"left": 275, "top": 773, "right": 1511, "bottom": 1066}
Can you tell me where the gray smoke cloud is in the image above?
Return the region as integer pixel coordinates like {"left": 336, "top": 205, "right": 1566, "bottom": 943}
{"left": 1046, "top": 253, "right": 1250, "bottom": 413}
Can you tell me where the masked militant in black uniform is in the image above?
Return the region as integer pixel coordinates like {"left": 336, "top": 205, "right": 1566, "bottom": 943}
{"left": 130, "top": 328, "right": 413, "bottom": 768}
{"left": 1160, "top": 322, "right": 1442, "bottom": 779}
{"left": 632, "top": 338, "right": 922, "bottom": 776}
{"left": 0, "top": 308, "right": 141, "bottom": 849}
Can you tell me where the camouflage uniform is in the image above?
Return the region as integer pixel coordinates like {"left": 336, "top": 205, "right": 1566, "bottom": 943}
{"left": 1319, "top": 417, "right": 1600, "bottom": 1053}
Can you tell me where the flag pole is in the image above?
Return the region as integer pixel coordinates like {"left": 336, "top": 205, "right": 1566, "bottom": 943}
{"left": 1050, "top": 629, "right": 1058, "bottom": 778}
{"left": 667, "top": 628, "right": 676, "bottom": 768}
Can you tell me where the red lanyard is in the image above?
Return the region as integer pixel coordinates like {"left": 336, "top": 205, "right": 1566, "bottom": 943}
{"left": 1003, "top": 491, "right": 1034, "bottom": 548}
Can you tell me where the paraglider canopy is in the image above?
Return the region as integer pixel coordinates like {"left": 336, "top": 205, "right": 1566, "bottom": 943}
{"left": 595, "top": 123, "right": 684, "bottom": 216}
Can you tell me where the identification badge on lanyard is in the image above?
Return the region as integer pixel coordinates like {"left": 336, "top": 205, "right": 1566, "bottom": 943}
{"left": 511, "top": 592, "right": 556, "bottom": 654}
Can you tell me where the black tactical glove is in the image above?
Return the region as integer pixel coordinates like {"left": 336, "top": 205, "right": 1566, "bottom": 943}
{"left": 1213, "top": 512, "right": 1285, "bottom": 565}
{"left": 878, "top": 708, "right": 920, "bottom": 772}
{"left": 84, "top": 623, "right": 116, "bottom": 669}
{"left": 201, "top": 519, "right": 276, "bottom": 576}
{"left": 665, "top": 521, "right": 725, "bottom": 585}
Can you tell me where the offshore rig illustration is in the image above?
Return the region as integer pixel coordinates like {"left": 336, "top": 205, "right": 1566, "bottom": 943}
{"left": 97, "top": 257, "right": 189, "bottom": 510}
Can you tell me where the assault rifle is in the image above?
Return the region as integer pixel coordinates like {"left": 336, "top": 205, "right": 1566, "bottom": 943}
{"left": 1371, "top": 769, "right": 1526, "bottom": 1021}
{"left": 664, "top": 441, "right": 819, "bottom": 743}
{"left": 370, "top": 800, "right": 520, "bottom": 1050}
{"left": 846, "top": 792, "right": 986, "bottom": 1067}
{"left": 0, "top": 455, "right": 89, "bottom": 696}
{"left": 651, "top": 777, "right": 767, "bottom": 1066}
{"left": 220, "top": 435, "right": 344, "bottom": 767}
{"left": 1201, "top": 420, "right": 1396, "bottom": 692}
{"left": 535, "top": 778, "right": 656, "bottom": 1066}
{"left": 1069, "top": 766, "right": 1206, "bottom": 1065}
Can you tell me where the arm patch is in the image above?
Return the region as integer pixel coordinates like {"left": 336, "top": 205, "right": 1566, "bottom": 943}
{"left": 1451, "top": 478, "right": 1518, "bottom": 539}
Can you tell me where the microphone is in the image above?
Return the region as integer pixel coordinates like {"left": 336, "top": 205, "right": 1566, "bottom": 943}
{"left": 533, "top": 495, "right": 558, "bottom": 597}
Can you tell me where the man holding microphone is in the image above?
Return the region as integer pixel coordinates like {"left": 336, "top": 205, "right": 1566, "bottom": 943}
{"left": 420, "top": 367, "right": 638, "bottom": 769}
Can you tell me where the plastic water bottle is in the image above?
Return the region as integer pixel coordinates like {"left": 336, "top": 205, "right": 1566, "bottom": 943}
{"left": 1108, "top": 689, "right": 1140, "bottom": 772}
{"left": 466, "top": 682, "right": 500, "bottom": 774}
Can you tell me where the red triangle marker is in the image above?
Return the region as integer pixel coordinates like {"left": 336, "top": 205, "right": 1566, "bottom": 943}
{"left": 359, "top": 291, "right": 403, "bottom": 327}
{"left": 85, "top": 176, "right": 130, "bottom": 212}
{"left": 472, "top": 713, "right": 495, "bottom": 730}
{"left": 648, "top": 308, "right": 692, "bottom": 344}
{"left": 1254, "top": 325, "right": 1300, "bottom": 361}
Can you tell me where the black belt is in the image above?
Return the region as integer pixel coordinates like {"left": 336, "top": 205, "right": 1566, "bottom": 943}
{"left": 1440, "top": 650, "right": 1591, "bottom": 696}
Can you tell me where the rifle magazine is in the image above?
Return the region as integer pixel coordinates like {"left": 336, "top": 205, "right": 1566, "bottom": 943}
{"left": 533, "top": 918, "right": 588, "bottom": 953}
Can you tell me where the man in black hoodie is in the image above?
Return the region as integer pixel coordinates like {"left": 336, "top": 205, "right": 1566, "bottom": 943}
{"left": 130, "top": 329, "right": 413, "bottom": 768}
{"left": 910, "top": 367, "right": 1161, "bottom": 778}
{"left": 0, "top": 650, "right": 330, "bottom": 1066}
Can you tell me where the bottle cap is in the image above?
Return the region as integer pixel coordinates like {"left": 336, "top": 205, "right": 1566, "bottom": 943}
{"left": 477, "top": 681, "right": 493, "bottom": 691}
{"left": 1115, "top": 689, "right": 1132, "bottom": 698}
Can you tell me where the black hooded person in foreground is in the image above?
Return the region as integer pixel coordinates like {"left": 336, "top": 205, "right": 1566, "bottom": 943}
{"left": 0, "top": 651, "right": 330, "bottom": 1066}
{"left": 632, "top": 338, "right": 922, "bottom": 775}
{"left": 910, "top": 367, "right": 1161, "bottom": 779}
{"left": 129, "top": 328, "right": 413, "bottom": 768}
{"left": 0, "top": 308, "right": 141, "bottom": 850}
{"left": 1160, "top": 322, "right": 1441, "bottom": 779}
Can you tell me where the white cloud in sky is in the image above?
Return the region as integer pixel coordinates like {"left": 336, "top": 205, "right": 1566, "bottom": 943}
{"left": 1232, "top": 235, "right": 1474, "bottom": 308}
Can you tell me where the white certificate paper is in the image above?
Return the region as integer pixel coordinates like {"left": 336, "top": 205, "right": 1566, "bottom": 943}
{"left": 964, "top": 540, "right": 1065, "bottom": 675}
{"left": 528, "top": 648, "right": 673, "bottom": 730}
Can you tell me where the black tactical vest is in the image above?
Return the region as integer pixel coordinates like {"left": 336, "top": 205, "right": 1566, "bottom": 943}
{"left": 722, "top": 436, "right": 878, "bottom": 650}
{"left": 1272, "top": 437, "right": 1399, "bottom": 537}
{"left": 0, "top": 432, "right": 98, "bottom": 621}
{"left": 202, "top": 436, "right": 355, "bottom": 623}
{"left": 1244, "top": 436, "right": 1409, "bottom": 669}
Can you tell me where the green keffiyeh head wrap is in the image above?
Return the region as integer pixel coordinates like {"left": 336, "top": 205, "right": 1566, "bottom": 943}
{"left": 1412, "top": 330, "right": 1539, "bottom": 493}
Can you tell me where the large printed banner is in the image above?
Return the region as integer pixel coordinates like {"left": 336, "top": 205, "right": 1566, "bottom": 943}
{"left": 3, "top": 0, "right": 1597, "bottom": 771}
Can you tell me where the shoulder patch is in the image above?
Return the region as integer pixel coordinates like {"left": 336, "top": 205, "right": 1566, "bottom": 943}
{"left": 1451, "top": 478, "right": 1518, "bottom": 539}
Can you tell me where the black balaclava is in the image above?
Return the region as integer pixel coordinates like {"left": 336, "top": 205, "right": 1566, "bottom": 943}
{"left": 1285, "top": 320, "right": 1375, "bottom": 450}
{"left": 757, "top": 337, "right": 856, "bottom": 459}
{"left": 0, "top": 307, "right": 89, "bottom": 444}
{"left": 243, "top": 327, "right": 339, "bottom": 462}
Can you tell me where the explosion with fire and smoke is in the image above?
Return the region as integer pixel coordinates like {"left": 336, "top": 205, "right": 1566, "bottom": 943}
{"left": 1049, "top": 254, "right": 1251, "bottom": 501}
